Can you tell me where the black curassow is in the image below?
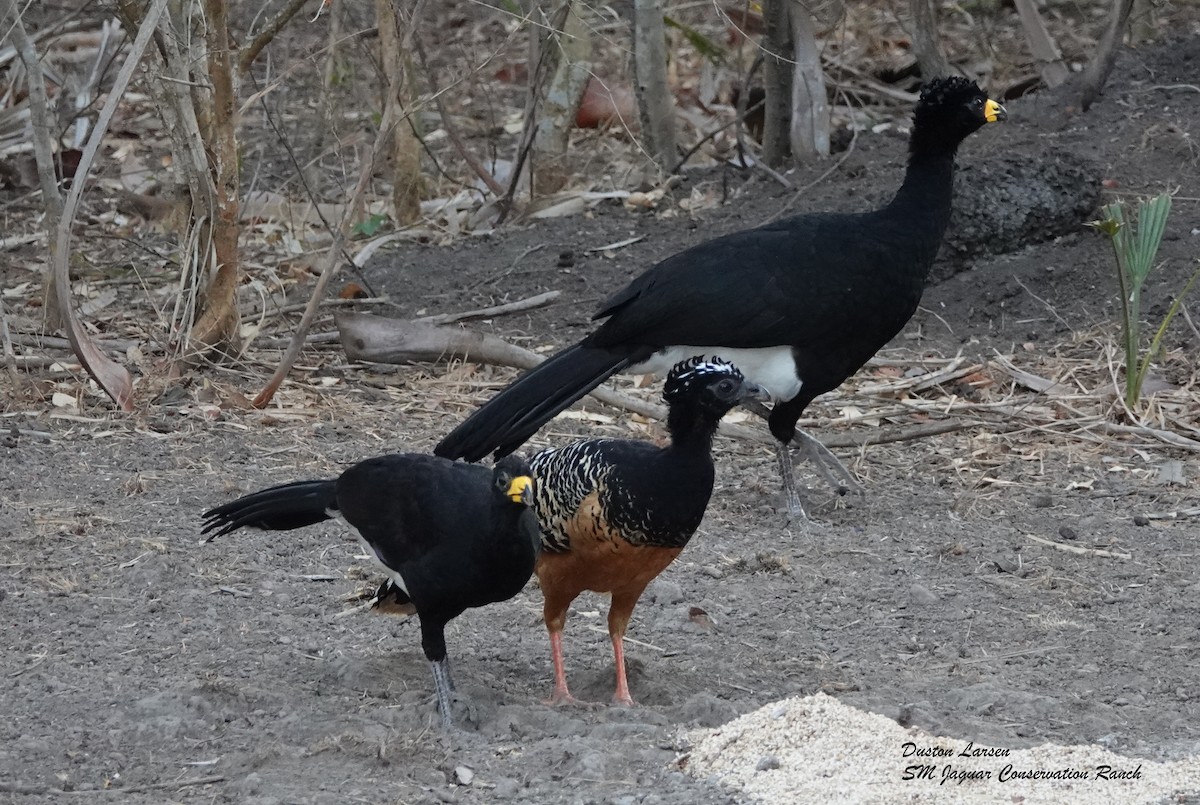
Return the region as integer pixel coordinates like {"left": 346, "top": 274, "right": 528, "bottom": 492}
{"left": 435, "top": 77, "right": 1006, "bottom": 518}
{"left": 201, "top": 453, "right": 540, "bottom": 728}
{"left": 530, "top": 356, "right": 768, "bottom": 705}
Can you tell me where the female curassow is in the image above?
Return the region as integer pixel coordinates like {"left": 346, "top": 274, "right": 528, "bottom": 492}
{"left": 436, "top": 77, "right": 1006, "bottom": 519}
{"left": 201, "top": 453, "right": 539, "bottom": 728}
{"left": 529, "top": 356, "right": 767, "bottom": 705}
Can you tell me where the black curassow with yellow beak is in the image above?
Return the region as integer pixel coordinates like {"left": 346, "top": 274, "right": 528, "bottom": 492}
{"left": 201, "top": 453, "right": 540, "bottom": 729}
{"left": 435, "top": 77, "right": 1006, "bottom": 519}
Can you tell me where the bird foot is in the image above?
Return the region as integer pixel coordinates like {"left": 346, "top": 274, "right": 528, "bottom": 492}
{"left": 795, "top": 429, "right": 863, "bottom": 498}
{"left": 612, "top": 693, "right": 636, "bottom": 708}
{"left": 544, "top": 686, "right": 584, "bottom": 707}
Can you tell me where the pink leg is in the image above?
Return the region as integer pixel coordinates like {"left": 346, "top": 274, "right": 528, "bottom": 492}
{"left": 545, "top": 630, "right": 577, "bottom": 706}
{"left": 611, "top": 634, "right": 636, "bottom": 707}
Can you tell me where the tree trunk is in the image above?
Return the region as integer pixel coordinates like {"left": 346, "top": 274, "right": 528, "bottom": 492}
{"left": 761, "top": 0, "right": 792, "bottom": 167}
{"left": 1078, "top": 0, "right": 1134, "bottom": 111}
{"left": 632, "top": 0, "right": 677, "bottom": 174}
{"left": 530, "top": 0, "right": 591, "bottom": 194}
{"left": 909, "top": 0, "right": 952, "bottom": 79}
{"left": 188, "top": 0, "right": 242, "bottom": 358}
{"left": 788, "top": 3, "right": 829, "bottom": 160}
{"left": 376, "top": 0, "right": 422, "bottom": 223}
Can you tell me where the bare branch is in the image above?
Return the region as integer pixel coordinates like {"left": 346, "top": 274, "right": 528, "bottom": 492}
{"left": 238, "top": 0, "right": 311, "bottom": 75}
{"left": 1, "top": 0, "right": 65, "bottom": 329}
{"left": 1012, "top": 0, "right": 1070, "bottom": 88}
{"left": 43, "top": 0, "right": 170, "bottom": 409}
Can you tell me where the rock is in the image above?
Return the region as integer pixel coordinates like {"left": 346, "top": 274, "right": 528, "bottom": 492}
{"left": 755, "top": 755, "right": 782, "bottom": 771}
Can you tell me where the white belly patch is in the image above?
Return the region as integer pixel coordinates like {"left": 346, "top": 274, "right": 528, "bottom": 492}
{"left": 334, "top": 512, "right": 410, "bottom": 596}
{"left": 630, "top": 345, "right": 802, "bottom": 402}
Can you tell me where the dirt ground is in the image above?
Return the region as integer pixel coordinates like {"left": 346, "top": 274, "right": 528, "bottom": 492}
{"left": 3, "top": 29, "right": 1200, "bottom": 805}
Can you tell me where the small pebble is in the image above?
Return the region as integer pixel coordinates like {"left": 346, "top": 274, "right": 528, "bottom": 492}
{"left": 453, "top": 766, "right": 474, "bottom": 786}
{"left": 1033, "top": 494, "right": 1053, "bottom": 508}
{"left": 755, "top": 755, "right": 781, "bottom": 772}
{"left": 1133, "top": 514, "right": 1150, "bottom": 526}
{"left": 1058, "top": 526, "right": 1078, "bottom": 541}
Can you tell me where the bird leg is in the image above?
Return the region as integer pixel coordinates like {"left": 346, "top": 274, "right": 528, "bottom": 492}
{"left": 610, "top": 633, "right": 635, "bottom": 707}
{"left": 428, "top": 658, "right": 456, "bottom": 729}
{"left": 545, "top": 630, "right": 578, "bottom": 706}
{"left": 741, "top": 400, "right": 862, "bottom": 514}
{"left": 775, "top": 440, "right": 808, "bottom": 521}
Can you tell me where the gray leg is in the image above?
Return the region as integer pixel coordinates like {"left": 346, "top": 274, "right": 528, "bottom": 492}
{"left": 741, "top": 400, "right": 862, "bottom": 503}
{"left": 776, "top": 440, "right": 808, "bottom": 520}
{"left": 429, "top": 658, "right": 455, "bottom": 729}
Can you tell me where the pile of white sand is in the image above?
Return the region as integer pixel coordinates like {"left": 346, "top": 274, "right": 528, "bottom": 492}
{"left": 687, "top": 693, "right": 1200, "bottom": 804}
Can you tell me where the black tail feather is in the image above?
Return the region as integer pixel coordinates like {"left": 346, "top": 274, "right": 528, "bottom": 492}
{"left": 201, "top": 479, "right": 338, "bottom": 541}
{"left": 435, "top": 344, "right": 640, "bottom": 462}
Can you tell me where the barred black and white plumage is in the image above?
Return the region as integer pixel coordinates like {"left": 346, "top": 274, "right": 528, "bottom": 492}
{"left": 530, "top": 357, "right": 768, "bottom": 706}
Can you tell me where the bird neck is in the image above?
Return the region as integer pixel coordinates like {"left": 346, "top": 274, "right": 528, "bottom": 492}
{"left": 891, "top": 147, "right": 956, "bottom": 208}
{"left": 665, "top": 406, "right": 722, "bottom": 457}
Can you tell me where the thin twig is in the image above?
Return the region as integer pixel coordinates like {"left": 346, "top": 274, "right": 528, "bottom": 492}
{"left": 411, "top": 36, "right": 505, "bottom": 198}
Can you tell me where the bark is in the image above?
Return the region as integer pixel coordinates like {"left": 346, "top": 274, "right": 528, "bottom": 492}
{"left": 788, "top": 3, "right": 829, "bottom": 160}
{"left": 632, "top": 0, "right": 677, "bottom": 174}
{"left": 761, "top": 0, "right": 792, "bottom": 167}
{"left": 375, "top": 0, "right": 423, "bottom": 223}
{"left": 1077, "top": 0, "right": 1134, "bottom": 111}
{"left": 909, "top": 0, "right": 952, "bottom": 79}
{"left": 530, "top": 1, "right": 591, "bottom": 194}
{"left": 188, "top": 0, "right": 242, "bottom": 358}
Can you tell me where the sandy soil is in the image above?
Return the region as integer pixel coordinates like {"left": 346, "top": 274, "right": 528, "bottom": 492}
{"left": 3, "top": 32, "right": 1200, "bottom": 805}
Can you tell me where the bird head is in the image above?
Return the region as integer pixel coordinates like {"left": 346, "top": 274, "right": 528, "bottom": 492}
{"left": 663, "top": 356, "right": 770, "bottom": 416}
{"left": 493, "top": 454, "right": 534, "bottom": 506}
{"left": 911, "top": 76, "right": 1006, "bottom": 157}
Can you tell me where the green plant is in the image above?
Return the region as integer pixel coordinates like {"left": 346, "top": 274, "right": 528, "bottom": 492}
{"left": 1091, "top": 192, "right": 1199, "bottom": 409}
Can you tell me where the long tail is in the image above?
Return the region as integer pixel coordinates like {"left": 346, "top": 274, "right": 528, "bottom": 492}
{"left": 435, "top": 343, "right": 642, "bottom": 462}
{"left": 201, "top": 480, "right": 337, "bottom": 542}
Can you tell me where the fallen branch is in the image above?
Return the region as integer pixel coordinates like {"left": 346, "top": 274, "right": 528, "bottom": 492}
{"left": 1024, "top": 533, "right": 1132, "bottom": 560}
{"left": 337, "top": 312, "right": 972, "bottom": 451}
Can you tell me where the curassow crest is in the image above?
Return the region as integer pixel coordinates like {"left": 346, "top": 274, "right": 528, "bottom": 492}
{"left": 662, "top": 355, "right": 748, "bottom": 403}
{"left": 201, "top": 452, "right": 539, "bottom": 729}
{"left": 435, "top": 76, "right": 1006, "bottom": 520}
{"left": 529, "top": 357, "right": 768, "bottom": 706}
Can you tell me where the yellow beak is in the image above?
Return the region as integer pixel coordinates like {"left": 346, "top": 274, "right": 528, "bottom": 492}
{"left": 507, "top": 475, "right": 533, "bottom": 505}
{"left": 984, "top": 98, "right": 1007, "bottom": 123}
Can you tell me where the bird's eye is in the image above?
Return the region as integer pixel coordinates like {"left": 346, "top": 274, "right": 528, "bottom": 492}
{"left": 970, "top": 97, "right": 984, "bottom": 108}
{"left": 717, "top": 379, "right": 735, "bottom": 393}
{"left": 496, "top": 471, "right": 511, "bottom": 489}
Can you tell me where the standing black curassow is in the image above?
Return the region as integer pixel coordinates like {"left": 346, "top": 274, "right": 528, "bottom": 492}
{"left": 529, "top": 356, "right": 768, "bottom": 705}
{"left": 435, "top": 77, "right": 1006, "bottom": 519}
{"left": 200, "top": 453, "right": 540, "bottom": 729}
